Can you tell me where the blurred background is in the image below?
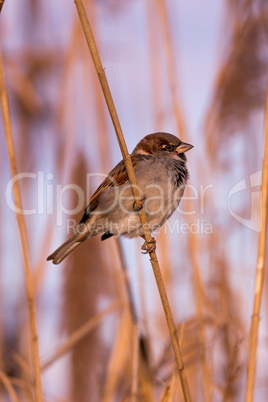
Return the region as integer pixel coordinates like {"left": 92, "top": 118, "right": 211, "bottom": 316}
{"left": 1, "top": 0, "right": 268, "bottom": 400}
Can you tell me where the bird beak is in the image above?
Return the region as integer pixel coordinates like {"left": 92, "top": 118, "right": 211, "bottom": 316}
{"left": 176, "top": 141, "right": 193, "bottom": 154}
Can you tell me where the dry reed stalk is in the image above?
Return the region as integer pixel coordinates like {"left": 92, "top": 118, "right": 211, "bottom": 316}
{"left": 57, "top": 20, "right": 81, "bottom": 130}
{"left": 33, "top": 218, "right": 55, "bottom": 293}
{"left": 155, "top": 0, "right": 186, "bottom": 139}
{"left": 9, "top": 376, "right": 33, "bottom": 396}
{"left": 114, "top": 239, "right": 138, "bottom": 320}
{"left": 0, "top": 155, "right": 3, "bottom": 398}
{"left": 204, "top": 2, "right": 268, "bottom": 157}
{"left": 41, "top": 302, "right": 118, "bottom": 371}
{"left": 223, "top": 339, "right": 241, "bottom": 401}
{"left": 159, "top": 364, "right": 178, "bottom": 402}
{"left": 214, "top": 253, "right": 244, "bottom": 400}
{"left": 135, "top": 241, "right": 151, "bottom": 348}
{"left": 134, "top": 245, "right": 155, "bottom": 401}
{"left": 87, "top": 0, "right": 111, "bottom": 174}
{"left": 138, "top": 363, "right": 154, "bottom": 402}
{"left": 6, "top": 348, "right": 32, "bottom": 379}
{"left": 0, "top": 49, "right": 43, "bottom": 402}
{"left": 145, "top": 0, "right": 165, "bottom": 129}
{"left": 74, "top": 1, "right": 191, "bottom": 400}
{"left": 56, "top": 20, "right": 84, "bottom": 179}
{"left": 103, "top": 243, "right": 138, "bottom": 397}
{"left": 0, "top": 0, "right": 4, "bottom": 13}
{"left": 167, "top": 366, "right": 178, "bottom": 402}
{"left": 164, "top": 323, "right": 186, "bottom": 402}
{"left": 188, "top": 234, "right": 213, "bottom": 401}
{"left": 160, "top": 385, "right": 170, "bottom": 402}
{"left": 158, "top": 229, "right": 174, "bottom": 306}
{"left": 102, "top": 312, "right": 132, "bottom": 401}
{"left": 110, "top": 240, "right": 130, "bottom": 308}
{"left": 8, "top": 65, "right": 43, "bottom": 117}
{"left": 0, "top": 371, "right": 20, "bottom": 402}
{"left": 131, "top": 322, "right": 139, "bottom": 402}
{"left": 153, "top": 0, "right": 212, "bottom": 396}
{"left": 245, "top": 76, "right": 268, "bottom": 402}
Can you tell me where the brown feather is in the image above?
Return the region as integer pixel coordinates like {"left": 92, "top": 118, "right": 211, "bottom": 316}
{"left": 79, "top": 155, "right": 144, "bottom": 223}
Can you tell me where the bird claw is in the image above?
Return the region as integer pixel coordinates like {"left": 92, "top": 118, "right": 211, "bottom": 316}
{"left": 133, "top": 196, "right": 145, "bottom": 212}
{"left": 141, "top": 237, "right": 156, "bottom": 254}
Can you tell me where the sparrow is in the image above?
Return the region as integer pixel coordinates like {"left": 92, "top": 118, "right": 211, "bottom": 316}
{"left": 47, "top": 132, "right": 193, "bottom": 264}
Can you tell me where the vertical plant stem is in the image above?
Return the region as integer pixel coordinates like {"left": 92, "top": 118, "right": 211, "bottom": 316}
{"left": 0, "top": 112, "right": 4, "bottom": 399}
{"left": 155, "top": 0, "right": 186, "bottom": 139}
{"left": 154, "top": 0, "right": 212, "bottom": 397}
{"left": 73, "top": 1, "right": 191, "bottom": 400}
{"left": 114, "top": 239, "right": 138, "bottom": 321}
{"left": 131, "top": 322, "right": 139, "bottom": 402}
{"left": 189, "top": 236, "right": 212, "bottom": 400}
{"left": 0, "top": 0, "right": 5, "bottom": 14}
{"left": 0, "top": 49, "right": 43, "bottom": 402}
{"left": 245, "top": 77, "right": 268, "bottom": 402}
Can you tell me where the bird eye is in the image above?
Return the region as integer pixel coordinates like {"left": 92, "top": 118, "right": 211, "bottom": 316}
{"left": 162, "top": 144, "right": 172, "bottom": 151}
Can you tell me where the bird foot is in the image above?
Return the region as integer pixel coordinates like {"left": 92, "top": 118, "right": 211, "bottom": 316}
{"left": 133, "top": 196, "right": 145, "bottom": 212}
{"left": 141, "top": 237, "right": 156, "bottom": 254}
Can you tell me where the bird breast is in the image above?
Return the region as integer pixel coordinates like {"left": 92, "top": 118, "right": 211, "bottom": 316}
{"left": 95, "top": 157, "right": 188, "bottom": 236}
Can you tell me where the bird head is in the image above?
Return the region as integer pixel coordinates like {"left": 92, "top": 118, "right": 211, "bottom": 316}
{"left": 132, "top": 132, "right": 193, "bottom": 161}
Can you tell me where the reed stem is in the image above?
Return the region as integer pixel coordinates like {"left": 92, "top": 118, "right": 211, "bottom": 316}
{"left": 245, "top": 75, "right": 268, "bottom": 402}
{"left": 0, "top": 48, "right": 43, "bottom": 402}
{"left": 74, "top": 1, "right": 191, "bottom": 400}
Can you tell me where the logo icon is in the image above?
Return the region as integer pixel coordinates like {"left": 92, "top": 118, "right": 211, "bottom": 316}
{"left": 228, "top": 171, "right": 262, "bottom": 232}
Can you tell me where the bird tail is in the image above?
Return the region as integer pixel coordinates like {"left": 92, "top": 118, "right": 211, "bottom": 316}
{"left": 47, "top": 233, "right": 83, "bottom": 265}
{"left": 47, "top": 219, "right": 95, "bottom": 264}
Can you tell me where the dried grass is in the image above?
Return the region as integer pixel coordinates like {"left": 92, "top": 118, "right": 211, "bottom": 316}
{"left": 1, "top": 0, "right": 268, "bottom": 401}
{"left": 0, "top": 48, "right": 42, "bottom": 402}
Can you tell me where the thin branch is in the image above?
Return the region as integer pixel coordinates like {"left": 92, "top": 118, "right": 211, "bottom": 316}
{"left": 160, "top": 384, "right": 170, "bottom": 402}
{"left": 245, "top": 73, "right": 268, "bottom": 402}
{"left": 0, "top": 48, "right": 43, "bottom": 401}
{"left": 131, "top": 322, "right": 139, "bottom": 402}
{"left": 4, "top": 349, "right": 32, "bottom": 378}
{"left": 0, "top": 371, "right": 20, "bottom": 402}
{"left": 9, "top": 376, "right": 33, "bottom": 396}
{"left": 73, "top": 1, "right": 191, "bottom": 400}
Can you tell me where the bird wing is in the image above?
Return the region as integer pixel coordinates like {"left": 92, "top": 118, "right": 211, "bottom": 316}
{"left": 79, "top": 155, "right": 147, "bottom": 224}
